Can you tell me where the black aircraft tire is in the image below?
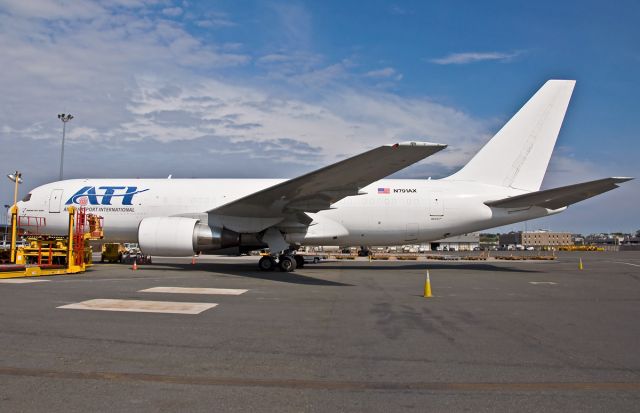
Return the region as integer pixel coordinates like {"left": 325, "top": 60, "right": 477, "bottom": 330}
{"left": 279, "top": 256, "right": 297, "bottom": 272}
{"left": 294, "top": 255, "right": 304, "bottom": 268}
{"left": 258, "top": 256, "right": 276, "bottom": 271}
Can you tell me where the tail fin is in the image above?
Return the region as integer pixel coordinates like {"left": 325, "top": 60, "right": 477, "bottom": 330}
{"left": 447, "top": 79, "right": 576, "bottom": 191}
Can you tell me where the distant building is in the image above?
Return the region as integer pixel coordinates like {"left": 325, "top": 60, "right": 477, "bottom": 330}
{"left": 499, "top": 231, "right": 571, "bottom": 248}
{"left": 623, "top": 235, "right": 640, "bottom": 245}
{"left": 572, "top": 234, "right": 585, "bottom": 245}
{"left": 584, "top": 233, "right": 624, "bottom": 245}
{"left": 620, "top": 235, "right": 640, "bottom": 251}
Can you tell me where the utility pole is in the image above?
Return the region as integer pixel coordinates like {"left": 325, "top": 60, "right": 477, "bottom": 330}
{"left": 58, "top": 113, "right": 74, "bottom": 181}
{"left": 6, "top": 171, "right": 22, "bottom": 263}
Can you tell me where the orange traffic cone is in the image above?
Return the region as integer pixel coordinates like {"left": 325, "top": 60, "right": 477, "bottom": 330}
{"left": 192, "top": 255, "right": 196, "bottom": 265}
{"left": 423, "top": 270, "right": 432, "bottom": 298}
{"left": 132, "top": 259, "right": 138, "bottom": 271}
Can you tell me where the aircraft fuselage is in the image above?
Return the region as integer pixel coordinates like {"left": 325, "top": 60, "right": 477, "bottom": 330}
{"left": 16, "top": 178, "right": 562, "bottom": 248}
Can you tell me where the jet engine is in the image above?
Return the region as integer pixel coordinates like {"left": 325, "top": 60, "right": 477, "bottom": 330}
{"left": 138, "top": 217, "right": 240, "bottom": 256}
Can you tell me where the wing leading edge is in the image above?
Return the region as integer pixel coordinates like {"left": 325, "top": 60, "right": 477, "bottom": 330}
{"left": 209, "top": 141, "right": 446, "bottom": 218}
{"left": 485, "top": 177, "right": 633, "bottom": 210}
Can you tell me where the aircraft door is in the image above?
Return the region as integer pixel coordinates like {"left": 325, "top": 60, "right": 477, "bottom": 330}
{"left": 405, "top": 223, "right": 419, "bottom": 242}
{"left": 430, "top": 193, "right": 444, "bottom": 216}
{"left": 49, "top": 189, "right": 64, "bottom": 213}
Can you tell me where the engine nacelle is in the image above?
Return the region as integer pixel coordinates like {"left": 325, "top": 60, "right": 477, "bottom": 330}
{"left": 138, "top": 217, "right": 239, "bottom": 256}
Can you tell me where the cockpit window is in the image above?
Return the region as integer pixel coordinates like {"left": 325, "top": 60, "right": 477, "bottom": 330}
{"left": 22, "top": 193, "right": 32, "bottom": 202}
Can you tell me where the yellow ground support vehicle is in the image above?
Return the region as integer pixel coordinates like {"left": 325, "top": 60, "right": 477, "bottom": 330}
{"left": 101, "top": 243, "right": 126, "bottom": 263}
{"left": 558, "top": 245, "right": 604, "bottom": 251}
{"left": 1, "top": 206, "right": 103, "bottom": 278}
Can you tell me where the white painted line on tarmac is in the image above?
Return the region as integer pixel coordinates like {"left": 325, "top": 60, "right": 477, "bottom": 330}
{"left": 57, "top": 299, "right": 217, "bottom": 314}
{"left": 0, "top": 279, "right": 51, "bottom": 284}
{"left": 529, "top": 281, "right": 557, "bottom": 285}
{"left": 609, "top": 261, "right": 640, "bottom": 268}
{"left": 139, "top": 287, "right": 248, "bottom": 295}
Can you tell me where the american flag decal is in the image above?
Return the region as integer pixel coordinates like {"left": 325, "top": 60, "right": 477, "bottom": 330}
{"left": 377, "top": 187, "right": 390, "bottom": 194}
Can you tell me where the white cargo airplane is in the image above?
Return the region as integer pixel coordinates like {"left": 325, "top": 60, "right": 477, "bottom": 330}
{"left": 14, "top": 80, "right": 631, "bottom": 271}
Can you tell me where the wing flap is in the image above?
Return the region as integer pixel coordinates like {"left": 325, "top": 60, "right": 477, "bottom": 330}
{"left": 485, "top": 177, "right": 633, "bottom": 209}
{"left": 209, "top": 141, "right": 446, "bottom": 218}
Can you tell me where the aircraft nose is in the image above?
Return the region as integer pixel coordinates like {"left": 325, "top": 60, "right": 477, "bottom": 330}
{"left": 12, "top": 201, "right": 25, "bottom": 215}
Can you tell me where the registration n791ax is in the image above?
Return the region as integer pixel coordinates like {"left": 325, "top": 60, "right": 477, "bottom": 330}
{"left": 15, "top": 80, "right": 632, "bottom": 271}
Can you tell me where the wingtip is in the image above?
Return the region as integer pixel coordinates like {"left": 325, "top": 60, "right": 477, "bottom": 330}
{"left": 612, "top": 176, "right": 634, "bottom": 183}
{"left": 387, "top": 141, "right": 447, "bottom": 148}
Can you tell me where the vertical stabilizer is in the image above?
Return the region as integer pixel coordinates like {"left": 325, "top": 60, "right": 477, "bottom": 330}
{"left": 447, "top": 80, "right": 575, "bottom": 191}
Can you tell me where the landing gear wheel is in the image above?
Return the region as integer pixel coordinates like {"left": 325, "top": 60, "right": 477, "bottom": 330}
{"left": 258, "top": 256, "right": 276, "bottom": 271}
{"left": 279, "top": 256, "right": 297, "bottom": 272}
{"left": 294, "top": 255, "right": 305, "bottom": 269}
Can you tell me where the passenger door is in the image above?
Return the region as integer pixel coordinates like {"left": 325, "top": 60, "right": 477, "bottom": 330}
{"left": 49, "top": 189, "right": 64, "bottom": 213}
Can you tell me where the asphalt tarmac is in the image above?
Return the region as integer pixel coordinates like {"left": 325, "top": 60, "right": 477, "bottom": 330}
{"left": 0, "top": 252, "right": 639, "bottom": 412}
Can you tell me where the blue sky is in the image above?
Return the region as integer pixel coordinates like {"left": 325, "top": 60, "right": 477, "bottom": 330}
{"left": 0, "top": 0, "right": 638, "bottom": 233}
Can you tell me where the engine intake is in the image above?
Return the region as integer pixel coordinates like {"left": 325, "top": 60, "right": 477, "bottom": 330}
{"left": 138, "top": 217, "right": 239, "bottom": 256}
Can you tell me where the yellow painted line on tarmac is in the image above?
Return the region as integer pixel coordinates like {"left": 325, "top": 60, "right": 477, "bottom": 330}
{"left": 57, "top": 299, "right": 217, "bottom": 314}
{"left": 139, "top": 287, "right": 248, "bottom": 295}
{"left": 0, "top": 279, "right": 51, "bottom": 284}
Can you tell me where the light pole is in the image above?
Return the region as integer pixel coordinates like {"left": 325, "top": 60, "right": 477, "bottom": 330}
{"left": 58, "top": 113, "right": 74, "bottom": 181}
{"left": 3, "top": 204, "right": 8, "bottom": 244}
{"left": 7, "top": 171, "right": 22, "bottom": 208}
{"left": 7, "top": 171, "right": 22, "bottom": 263}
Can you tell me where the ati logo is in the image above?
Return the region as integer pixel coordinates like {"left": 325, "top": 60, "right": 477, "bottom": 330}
{"left": 394, "top": 188, "right": 417, "bottom": 193}
{"left": 65, "top": 186, "right": 149, "bottom": 206}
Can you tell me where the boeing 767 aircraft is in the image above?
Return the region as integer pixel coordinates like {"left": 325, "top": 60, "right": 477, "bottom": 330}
{"left": 14, "top": 80, "right": 632, "bottom": 271}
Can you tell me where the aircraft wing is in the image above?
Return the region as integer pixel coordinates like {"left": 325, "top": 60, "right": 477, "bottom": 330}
{"left": 485, "top": 177, "right": 633, "bottom": 210}
{"left": 209, "top": 141, "right": 446, "bottom": 218}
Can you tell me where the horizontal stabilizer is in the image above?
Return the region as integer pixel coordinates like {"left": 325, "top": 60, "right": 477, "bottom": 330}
{"left": 485, "top": 177, "right": 633, "bottom": 209}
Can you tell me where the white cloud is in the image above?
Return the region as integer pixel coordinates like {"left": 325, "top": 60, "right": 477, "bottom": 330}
{"left": 0, "top": 0, "right": 107, "bottom": 19}
{"left": 0, "top": 1, "right": 250, "bottom": 133}
{"left": 0, "top": 1, "right": 489, "bottom": 190}
{"left": 255, "top": 52, "right": 350, "bottom": 86}
{"left": 115, "top": 77, "right": 486, "bottom": 166}
{"left": 430, "top": 51, "right": 520, "bottom": 65}
{"left": 269, "top": 3, "right": 312, "bottom": 49}
{"left": 364, "top": 67, "right": 401, "bottom": 79}
{"left": 389, "top": 5, "right": 408, "bottom": 15}
{"left": 257, "top": 53, "right": 293, "bottom": 64}
{"left": 190, "top": 10, "right": 236, "bottom": 28}
{"left": 162, "top": 7, "right": 183, "bottom": 17}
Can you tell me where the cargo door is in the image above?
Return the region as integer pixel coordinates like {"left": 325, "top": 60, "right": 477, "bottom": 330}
{"left": 430, "top": 193, "right": 444, "bottom": 216}
{"left": 49, "top": 189, "right": 64, "bottom": 213}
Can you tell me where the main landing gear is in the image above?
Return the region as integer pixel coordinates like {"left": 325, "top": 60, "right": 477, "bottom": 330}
{"left": 258, "top": 254, "right": 303, "bottom": 272}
